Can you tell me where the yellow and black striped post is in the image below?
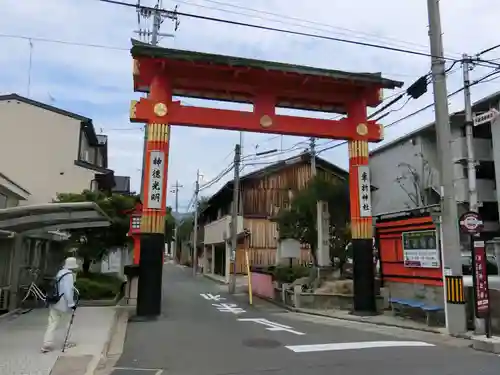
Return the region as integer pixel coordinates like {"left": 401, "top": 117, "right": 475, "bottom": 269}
{"left": 445, "top": 276, "right": 465, "bottom": 304}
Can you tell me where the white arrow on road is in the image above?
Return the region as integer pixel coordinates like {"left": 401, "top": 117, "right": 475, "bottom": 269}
{"left": 200, "top": 293, "right": 225, "bottom": 301}
{"left": 286, "top": 341, "right": 434, "bottom": 353}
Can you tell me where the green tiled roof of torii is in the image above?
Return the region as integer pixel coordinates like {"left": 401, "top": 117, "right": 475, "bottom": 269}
{"left": 130, "top": 39, "right": 404, "bottom": 90}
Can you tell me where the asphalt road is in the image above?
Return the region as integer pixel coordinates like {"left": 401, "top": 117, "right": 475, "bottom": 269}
{"left": 111, "top": 264, "right": 500, "bottom": 375}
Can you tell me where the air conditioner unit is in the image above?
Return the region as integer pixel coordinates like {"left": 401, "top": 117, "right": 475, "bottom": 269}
{"left": 0, "top": 288, "right": 10, "bottom": 310}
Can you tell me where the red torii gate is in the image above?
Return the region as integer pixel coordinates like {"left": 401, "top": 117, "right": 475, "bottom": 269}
{"left": 129, "top": 39, "right": 403, "bottom": 318}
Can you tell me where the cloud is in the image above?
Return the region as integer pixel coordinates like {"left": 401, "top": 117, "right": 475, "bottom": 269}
{"left": 1, "top": 0, "right": 500, "bottom": 210}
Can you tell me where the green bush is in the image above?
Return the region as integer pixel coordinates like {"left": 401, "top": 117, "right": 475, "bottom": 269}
{"left": 75, "top": 272, "right": 123, "bottom": 300}
{"left": 272, "top": 265, "right": 310, "bottom": 284}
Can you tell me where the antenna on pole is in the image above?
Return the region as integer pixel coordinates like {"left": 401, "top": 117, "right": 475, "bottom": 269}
{"left": 27, "top": 39, "right": 33, "bottom": 98}
{"left": 132, "top": 0, "right": 179, "bottom": 45}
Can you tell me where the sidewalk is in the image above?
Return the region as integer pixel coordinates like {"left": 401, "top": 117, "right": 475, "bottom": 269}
{"left": 0, "top": 306, "right": 118, "bottom": 375}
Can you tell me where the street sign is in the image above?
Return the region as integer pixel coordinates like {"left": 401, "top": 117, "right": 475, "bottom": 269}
{"left": 458, "top": 211, "right": 484, "bottom": 234}
{"left": 472, "top": 241, "right": 490, "bottom": 318}
{"left": 473, "top": 108, "right": 499, "bottom": 127}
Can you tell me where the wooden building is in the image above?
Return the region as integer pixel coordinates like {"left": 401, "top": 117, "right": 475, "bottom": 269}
{"left": 199, "top": 153, "right": 348, "bottom": 277}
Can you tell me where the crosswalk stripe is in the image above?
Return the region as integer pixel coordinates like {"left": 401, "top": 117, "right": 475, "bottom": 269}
{"left": 285, "top": 341, "right": 435, "bottom": 353}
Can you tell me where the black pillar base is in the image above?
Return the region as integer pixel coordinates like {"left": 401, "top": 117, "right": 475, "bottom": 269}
{"left": 136, "top": 233, "right": 164, "bottom": 318}
{"left": 352, "top": 238, "right": 377, "bottom": 314}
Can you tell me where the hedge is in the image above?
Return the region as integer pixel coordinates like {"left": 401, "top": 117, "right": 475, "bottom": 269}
{"left": 75, "top": 272, "right": 123, "bottom": 300}
{"left": 250, "top": 264, "right": 310, "bottom": 284}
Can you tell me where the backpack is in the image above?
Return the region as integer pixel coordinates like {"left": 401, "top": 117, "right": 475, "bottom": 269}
{"left": 45, "top": 272, "right": 71, "bottom": 305}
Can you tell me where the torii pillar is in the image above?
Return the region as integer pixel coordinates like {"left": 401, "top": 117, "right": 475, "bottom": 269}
{"left": 347, "top": 101, "right": 377, "bottom": 314}
{"left": 130, "top": 72, "right": 171, "bottom": 318}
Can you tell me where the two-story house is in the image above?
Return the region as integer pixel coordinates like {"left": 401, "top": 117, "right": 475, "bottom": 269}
{"left": 0, "top": 94, "right": 123, "bottom": 313}
{"left": 370, "top": 90, "right": 500, "bottom": 247}
{"left": 0, "top": 94, "right": 114, "bottom": 204}
{"left": 200, "top": 153, "right": 348, "bottom": 281}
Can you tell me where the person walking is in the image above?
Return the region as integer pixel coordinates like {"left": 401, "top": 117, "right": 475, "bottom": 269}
{"left": 41, "top": 256, "right": 79, "bottom": 353}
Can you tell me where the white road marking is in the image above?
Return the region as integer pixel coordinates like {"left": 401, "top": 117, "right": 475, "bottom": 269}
{"left": 212, "top": 303, "right": 246, "bottom": 314}
{"left": 238, "top": 318, "right": 305, "bottom": 335}
{"left": 286, "top": 341, "right": 435, "bottom": 353}
{"left": 200, "top": 293, "right": 225, "bottom": 301}
{"left": 113, "top": 367, "right": 163, "bottom": 372}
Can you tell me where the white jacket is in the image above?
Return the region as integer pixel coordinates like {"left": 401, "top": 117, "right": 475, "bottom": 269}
{"left": 52, "top": 268, "right": 76, "bottom": 313}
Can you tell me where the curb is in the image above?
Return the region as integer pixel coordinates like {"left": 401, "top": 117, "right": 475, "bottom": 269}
{"left": 86, "top": 305, "right": 130, "bottom": 375}
{"left": 0, "top": 308, "right": 21, "bottom": 322}
{"left": 203, "top": 274, "right": 226, "bottom": 284}
{"left": 471, "top": 338, "right": 500, "bottom": 354}
{"left": 252, "top": 294, "right": 448, "bottom": 335}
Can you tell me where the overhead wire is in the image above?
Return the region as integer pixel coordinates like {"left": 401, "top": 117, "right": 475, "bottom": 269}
{"left": 384, "top": 67, "right": 500, "bottom": 128}
{"left": 98, "top": 0, "right": 482, "bottom": 64}
{"left": 169, "top": 0, "right": 463, "bottom": 64}
{"left": 312, "top": 67, "right": 500, "bottom": 157}
{"left": 1, "top": 3, "right": 498, "bottom": 71}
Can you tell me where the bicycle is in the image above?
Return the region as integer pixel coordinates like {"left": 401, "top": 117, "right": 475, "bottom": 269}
{"left": 19, "top": 268, "right": 47, "bottom": 314}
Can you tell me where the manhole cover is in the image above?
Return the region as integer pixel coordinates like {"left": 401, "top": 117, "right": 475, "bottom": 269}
{"left": 242, "top": 338, "right": 282, "bottom": 349}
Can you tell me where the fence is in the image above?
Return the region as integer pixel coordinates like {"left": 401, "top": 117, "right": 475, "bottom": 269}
{"left": 235, "top": 248, "right": 311, "bottom": 274}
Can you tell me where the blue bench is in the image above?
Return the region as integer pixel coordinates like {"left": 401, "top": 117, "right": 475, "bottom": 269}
{"left": 389, "top": 298, "right": 444, "bottom": 326}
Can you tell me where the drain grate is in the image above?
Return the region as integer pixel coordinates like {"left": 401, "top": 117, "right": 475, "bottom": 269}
{"left": 242, "top": 337, "right": 282, "bottom": 349}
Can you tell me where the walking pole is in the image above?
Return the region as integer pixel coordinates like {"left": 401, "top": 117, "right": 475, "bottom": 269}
{"left": 61, "top": 308, "right": 76, "bottom": 353}
{"left": 62, "top": 290, "right": 79, "bottom": 353}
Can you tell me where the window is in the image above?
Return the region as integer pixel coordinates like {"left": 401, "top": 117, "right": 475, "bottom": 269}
{"left": 0, "top": 193, "right": 6, "bottom": 209}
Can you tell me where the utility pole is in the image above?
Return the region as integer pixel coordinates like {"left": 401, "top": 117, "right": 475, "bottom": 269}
{"left": 462, "top": 54, "right": 478, "bottom": 213}
{"left": 427, "top": 0, "right": 467, "bottom": 334}
{"left": 229, "top": 144, "right": 241, "bottom": 294}
{"left": 192, "top": 170, "right": 200, "bottom": 276}
{"left": 462, "top": 54, "right": 486, "bottom": 334}
{"left": 310, "top": 137, "right": 316, "bottom": 177}
{"left": 135, "top": 0, "right": 178, "bottom": 202}
{"left": 310, "top": 137, "right": 325, "bottom": 268}
{"left": 103, "top": 0, "right": 178, "bottom": 201}
{"left": 171, "top": 181, "right": 183, "bottom": 260}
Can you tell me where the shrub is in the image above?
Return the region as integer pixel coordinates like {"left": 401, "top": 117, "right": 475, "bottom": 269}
{"left": 273, "top": 265, "right": 310, "bottom": 283}
{"left": 75, "top": 272, "right": 123, "bottom": 300}
{"left": 249, "top": 265, "right": 310, "bottom": 283}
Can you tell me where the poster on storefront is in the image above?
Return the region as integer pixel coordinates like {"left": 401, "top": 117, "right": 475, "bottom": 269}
{"left": 402, "top": 230, "right": 440, "bottom": 268}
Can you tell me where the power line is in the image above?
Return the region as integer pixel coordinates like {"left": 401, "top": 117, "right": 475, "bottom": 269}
{"left": 2, "top": 6, "right": 499, "bottom": 73}
{"left": 477, "top": 44, "right": 500, "bottom": 57}
{"left": 170, "top": 0, "right": 462, "bottom": 63}
{"left": 98, "top": 0, "right": 463, "bottom": 62}
{"left": 384, "top": 68, "right": 500, "bottom": 128}
{"left": 0, "top": 33, "right": 129, "bottom": 50}
{"left": 313, "top": 67, "right": 500, "bottom": 156}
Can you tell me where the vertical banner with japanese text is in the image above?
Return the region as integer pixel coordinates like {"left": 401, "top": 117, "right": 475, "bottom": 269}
{"left": 357, "top": 165, "right": 372, "bottom": 217}
{"left": 472, "top": 240, "right": 490, "bottom": 317}
{"left": 147, "top": 150, "right": 165, "bottom": 210}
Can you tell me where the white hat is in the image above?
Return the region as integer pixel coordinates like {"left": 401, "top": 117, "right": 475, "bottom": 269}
{"left": 64, "top": 257, "right": 79, "bottom": 270}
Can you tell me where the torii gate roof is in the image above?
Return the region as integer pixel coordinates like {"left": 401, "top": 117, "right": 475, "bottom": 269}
{"left": 131, "top": 39, "right": 403, "bottom": 113}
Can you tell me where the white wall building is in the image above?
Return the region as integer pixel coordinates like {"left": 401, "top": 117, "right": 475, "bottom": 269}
{"left": 0, "top": 94, "right": 113, "bottom": 204}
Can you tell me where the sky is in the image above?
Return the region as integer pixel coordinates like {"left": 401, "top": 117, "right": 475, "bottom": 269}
{"left": 1, "top": 0, "right": 500, "bottom": 212}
